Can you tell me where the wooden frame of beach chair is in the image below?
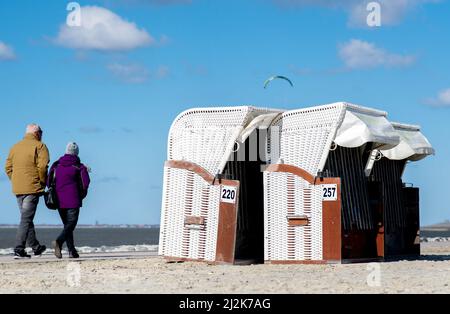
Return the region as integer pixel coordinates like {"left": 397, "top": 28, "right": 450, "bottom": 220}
{"left": 159, "top": 106, "right": 281, "bottom": 265}
{"left": 264, "top": 102, "right": 405, "bottom": 264}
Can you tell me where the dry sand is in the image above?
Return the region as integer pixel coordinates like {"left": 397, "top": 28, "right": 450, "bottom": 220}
{"left": 1, "top": 243, "right": 450, "bottom": 294}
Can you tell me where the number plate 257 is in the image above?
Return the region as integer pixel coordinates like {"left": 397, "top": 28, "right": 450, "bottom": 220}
{"left": 220, "top": 186, "right": 237, "bottom": 204}
{"left": 322, "top": 184, "right": 338, "bottom": 201}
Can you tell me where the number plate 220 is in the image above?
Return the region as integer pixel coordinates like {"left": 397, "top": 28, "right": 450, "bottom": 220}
{"left": 220, "top": 186, "right": 237, "bottom": 204}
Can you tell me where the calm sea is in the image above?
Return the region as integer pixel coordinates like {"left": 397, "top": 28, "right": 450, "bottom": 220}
{"left": 0, "top": 227, "right": 160, "bottom": 249}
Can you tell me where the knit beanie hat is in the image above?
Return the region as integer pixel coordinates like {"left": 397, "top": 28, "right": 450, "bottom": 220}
{"left": 66, "top": 142, "right": 79, "bottom": 156}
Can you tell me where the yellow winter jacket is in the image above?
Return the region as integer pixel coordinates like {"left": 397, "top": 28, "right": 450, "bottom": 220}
{"left": 5, "top": 133, "right": 50, "bottom": 195}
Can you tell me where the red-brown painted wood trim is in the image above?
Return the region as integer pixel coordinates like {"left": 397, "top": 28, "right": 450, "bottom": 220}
{"left": 165, "top": 160, "right": 239, "bottom": 188}
{"left": 215, "top": 181, "right": 240, "bottom": 264}
{"left": 320, "top": 177, "right": 342, "bottom": 262}
{"left": 265, "top": 164, "right": 315, "bottom": 184}
{"left": 184, "top": 216, "right": 205, "bottom": 226}
{"left": 165, "top": 160, "right": 216, "bottom": 184}
{"left": 287, "top": 215, "right": 309, "bottom": 226}
{"left": 376, "top": 226, "right": 385, "bottom": 258}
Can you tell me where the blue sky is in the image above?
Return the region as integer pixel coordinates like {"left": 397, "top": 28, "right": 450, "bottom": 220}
{"left": 0, "top": 0, "right": 449, "bottom": 225}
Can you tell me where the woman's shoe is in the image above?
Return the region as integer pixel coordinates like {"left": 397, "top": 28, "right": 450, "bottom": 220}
{"left": 52, "top": 241, "right": 62, "bottom": 259}
{"left": 69, "top": 250, "right": 79, "bottom": 259}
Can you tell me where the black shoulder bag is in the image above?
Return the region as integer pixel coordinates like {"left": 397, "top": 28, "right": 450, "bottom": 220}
{"left": 44, "top": 163, "right": 59, "bottom": 210}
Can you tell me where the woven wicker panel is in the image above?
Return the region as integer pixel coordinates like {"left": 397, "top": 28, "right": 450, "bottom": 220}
{"left": 264, "top": 172, "right": 288, "bottom": 261}
{"left": 159, "top": 167, "right": 220, "bottom": 261}
{"left": 264, "top": 172, "right": 323, "bottom": 261}
{"left": 168, "top": 106, "right": 274, "bottom": 175}
{"left": 269, "top": 103, "right": 346, "bottom": 175}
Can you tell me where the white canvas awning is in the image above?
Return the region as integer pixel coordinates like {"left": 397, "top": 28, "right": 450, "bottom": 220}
{"left": 334, "top": 105, "right": 400, "bottom": 149}
{"left": 380, "top": 123, "right": 434, "bottom": 161}
{"left": 237, "top": 112, "right": 281, "bottom": 143}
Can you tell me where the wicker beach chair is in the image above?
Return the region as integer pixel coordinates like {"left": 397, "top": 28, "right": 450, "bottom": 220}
{"left": 264, "top": 102, "right": 433, "bottom": 263}
{"left": 159, "top": 106, "right": 281, "bottom": 264}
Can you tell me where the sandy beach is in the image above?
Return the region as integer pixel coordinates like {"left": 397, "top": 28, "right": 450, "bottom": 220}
{"left": 0, "top": 242, "right": 449, "bottom": 294}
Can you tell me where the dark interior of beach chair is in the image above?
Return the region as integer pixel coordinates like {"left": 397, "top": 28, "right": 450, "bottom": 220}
{"left": 223, "top": 129, "right": 266, "bottom": 264}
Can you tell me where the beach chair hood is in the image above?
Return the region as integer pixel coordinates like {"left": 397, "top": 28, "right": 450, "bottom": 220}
{"left": 268, "top": 102, "right": 400, "bottom": 176}
{"left": 168, "top": 106, "right": 282, "bottom": 175}
{"left": 380, "top": 122, "right": 435, "bottom": 161}
{"left": 333, "top": 104, "right": 400, "bottom": 149}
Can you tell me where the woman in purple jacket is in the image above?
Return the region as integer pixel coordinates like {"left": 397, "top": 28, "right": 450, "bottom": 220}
{"left": 47, "top": 142, "right": 90, "bottom": 259}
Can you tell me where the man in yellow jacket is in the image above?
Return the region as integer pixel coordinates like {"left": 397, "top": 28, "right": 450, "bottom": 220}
{"left": 5, "top": 124, "right": 49, "bottom": 259}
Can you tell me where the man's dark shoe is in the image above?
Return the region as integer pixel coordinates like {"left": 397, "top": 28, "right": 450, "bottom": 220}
{"left": 69, "top": 250, "right": 79, "bottom": 259}
{"left": 52, "top": 241, "right": 62, "bottom": 259}
{"left": 33, "top": 245, "right": 47, "bottom": 257}
{"left": 14, "top": 250, "right": 31, "bottom": 260}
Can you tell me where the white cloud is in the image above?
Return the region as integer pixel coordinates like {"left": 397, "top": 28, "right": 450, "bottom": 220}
{"left": 0, "top": 41, "right": 16, "bottom": 60}
{"left": 107, "top": 62, "right": 150, "bottom": 83}
{"left": 55, "top": 6, "right": 154, "bottom": 51}
{"left": 424, "top": 88, "right": 450, "bottom": 107}
{"left": 338, "top": 39, "right": 415, "bottom": 69}
{"left": 273, "top": 0, "right": 439, "bottom": 26}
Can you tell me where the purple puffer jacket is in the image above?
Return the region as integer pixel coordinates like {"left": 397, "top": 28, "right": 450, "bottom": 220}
{"left": 47, "top": 155, "right": 90, "bottom": 209}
